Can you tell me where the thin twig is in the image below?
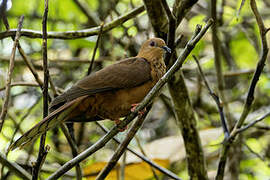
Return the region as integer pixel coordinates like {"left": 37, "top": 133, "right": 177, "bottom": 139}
{"left": 32, "top": 146, "right": 50, "bottom": 180}
{"left": 73, "top": 22, "right": 105, "bottom": 150}
{"left": 72, "top": 0, "right": 99, "bottom": 26}
{"left": 0, "top": 6, "right": 145, "bottom": 40}
{"left": 120, "top": 151, "right": 127, "bottom": 180}
{"left": 135, "top": 136, "right": 159, "bottom": 180}
{"left": 32, "top": 0, "right": 49, "bottom": 179}
{"left": 243, "top": 143, "right": 264, "bottom": 161}
{"left": 2, "top": 14, "right": 56, "bottom": 101}
{"left": 96, "top": 122, "right": 179, "bottom": 179}
{"left": 236, "top": 111, "right": 270, "bottom": 135}
{"left": 193, "top": 55, "right": 229, "bottom": 138}
{"left": 96, "top": 108, "right": 152, "bottom": 180}
{"left": 218, "top": 0, "right": 225, "bottom": 25}
{"left": 7, "top": 96, "right": 42, "bottom": 151}
{"left": 0, "top": 152, "right": 31, "bottom": 180}
{"left": 60, "top": 124, "right": 82, "bottom": 180}
{"left": 236, "top": 0, "right": 246, "bottom": 19}
{"left": 46, "top": 19, "right": 213, "bottom": 180}
{"left": 160, "top": 0, "right": 176, "bottom": 65}
{"left": 0, "top": 82, "right": 40, "bottom": 92}
{"left": 211, "top": 0, "right": 231, "bottom": 129}
{"left": 0, "top": 15, "right": 24, "bottom": 132}
{"left": 87, "top": 22, "right": 104, "bottom": 75}
{"left": 172, "top": 0, "right": 198, "bottom": 27}
{"left": 215, "top": 0, "right": 269, "bottom": 179}
{"left": 232, "top": 0, "right": 269, "bottom": 135}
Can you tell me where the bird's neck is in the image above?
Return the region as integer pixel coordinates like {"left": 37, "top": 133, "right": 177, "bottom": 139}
{"left": 137, "top": 49, "right": 163, "bottom": 63}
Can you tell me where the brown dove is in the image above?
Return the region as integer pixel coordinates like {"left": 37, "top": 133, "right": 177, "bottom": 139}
{"left": 10, "top": 38, "right": 171, "bottom": 150}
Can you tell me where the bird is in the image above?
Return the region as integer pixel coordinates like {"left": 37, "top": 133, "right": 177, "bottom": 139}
{"left": 9, "top": 37, "right": 171, "bottom": 150}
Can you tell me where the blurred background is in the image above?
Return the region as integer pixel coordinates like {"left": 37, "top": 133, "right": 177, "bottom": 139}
{"left": 0, "top": 0, "right": 270, "bottom": 179}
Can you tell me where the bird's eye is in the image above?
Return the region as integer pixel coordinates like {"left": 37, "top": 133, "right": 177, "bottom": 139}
{"left": 150, "top": 41, "right": 156, "bottom": 47}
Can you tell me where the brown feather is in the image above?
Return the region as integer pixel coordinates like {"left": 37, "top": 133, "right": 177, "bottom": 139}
{"left": 49, "top": 57, "right": 151, "bottom": 111}
{"left": 9, "top": 96, "right": 88, "bottom": 151}
{"left": 11, "top": 38, "right": 168, "bottom": 150}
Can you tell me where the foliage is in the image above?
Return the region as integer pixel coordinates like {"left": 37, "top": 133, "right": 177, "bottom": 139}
{"left": 0, "top": 0, "right": 270, "bottom": 179}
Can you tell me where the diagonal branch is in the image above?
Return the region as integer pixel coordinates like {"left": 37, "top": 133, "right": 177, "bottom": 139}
{"left": 193, "top": 55, "right": 229, "bottom": 138}
{"left": 46, "top": 19, "right": 213, "bottom": 180}
{"left": 2, "top": 15, "right": 57, "bottom": 99}
{"left": 232, "top": 0, "right": 269, "bottom": 131}
{"left": 0, "top": 152, "right": 31, "bottom": 180}
{"left": 235, "top": 111, "right": 270, "bottom": 135}
{"left": 72, "top": 0, "right": 99, "bottom": 26}
{"left": 215, "top": 0, "right": 269, "bottom": 179}
{"left": 95, "top": 122, "right": 180, "bottom": 179}
{"left": 0, "top": 15, "right": 24, "bottom": 132}
{"left": 60, "top": 124, "right": 82, "bottom": 180}
{"left": 96, "top": 108, "right": 153, "bottom": 180}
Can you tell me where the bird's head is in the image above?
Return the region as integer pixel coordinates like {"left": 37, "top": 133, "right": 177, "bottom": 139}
{"left": 137, "top": 38, "right": 171, "bottom": 61}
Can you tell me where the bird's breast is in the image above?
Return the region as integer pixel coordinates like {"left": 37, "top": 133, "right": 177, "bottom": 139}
{"left": 150, "top": 58, "right": 166, "bottom": 82}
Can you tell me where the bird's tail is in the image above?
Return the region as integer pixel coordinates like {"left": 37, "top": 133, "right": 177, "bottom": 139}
{"left": 9, "top": 96, "right": 87, "bottom": 151}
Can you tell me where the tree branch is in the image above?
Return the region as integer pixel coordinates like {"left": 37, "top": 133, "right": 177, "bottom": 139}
{"left": 0, "top": 6, "right": 145, "bottom": 40}
{"left": 32, "top": 0, "right": 49, "bottom": 179}
{"left": 0, "top": 15, "right": 24, "bottom": 132}
{"left": 215, "top": 0, "right": 269, "bottom": 179}
{"left": 193, "top": 55, "right": 229, "bottom": 138}
{"left": 87, "top": 22, "right": 104, "bottom": 75}
{"left": 95, "top": 122, "right": 180, "bottom": 179}
{"left": 0, "top": 152, "right": 31, "bottom": 180}
{"left": 72, "top": 0, "right": 99, "bottom": 26}
{"left": 46, "top": 19, "right": 213, "bottom": 180}
{"left": 96, "top": 108, "right": 153, "bottom": 180}
{"left": 60, "top": 124, "right": 82, "bottom": 180}
{"left": 236, "top": 111, "right": 270, "bottom": 135}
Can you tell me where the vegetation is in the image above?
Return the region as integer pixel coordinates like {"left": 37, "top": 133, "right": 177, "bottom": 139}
{"left": 0, "top": 0, "right": 269, "bottom": 179}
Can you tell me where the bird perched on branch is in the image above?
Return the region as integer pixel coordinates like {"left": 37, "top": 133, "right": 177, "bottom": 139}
{"left": 10, "top": 38, "right": 171, "bottom": 150}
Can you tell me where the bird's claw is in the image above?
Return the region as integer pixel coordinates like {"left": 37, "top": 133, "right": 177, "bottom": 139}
{"left": 131, "top": 103, "right": 146, "bottom": 117}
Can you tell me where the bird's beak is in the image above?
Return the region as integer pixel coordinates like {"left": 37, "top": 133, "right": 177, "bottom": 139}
{"left": 161, "top": 46, "right": 171, "bottom": 53}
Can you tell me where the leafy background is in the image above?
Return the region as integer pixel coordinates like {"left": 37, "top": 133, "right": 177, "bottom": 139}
{"left": 0, "top": 0, "right": 270, "bottom": 179}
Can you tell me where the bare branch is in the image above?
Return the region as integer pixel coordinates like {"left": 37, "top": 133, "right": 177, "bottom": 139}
{"left": 0, "top": 15, "right": 24, "bottom": 132}
{"left": 232, "top": 0, "right": 269, "bottom": 133}
{"left": 87, "top": 22, "right": 104, "bottom": 75}
{"left": 160, "top": 0, "right": 176, "bottom": 65}
{"left": 32, "top": 0, "right": 49, "bottom": 179}
{"left": 2, "top": 15, "right": 57, "bottom": 99}
{"left": 95, "top": 122, "right": 180, "bottom": 179}
{"left": 72, "top": 0, "right": 99, "bottom": 26}
{"left": 60, "top": 124, "right": 82, "bottom": 180}
{"left": 216, "top": 0, "right": 269, "bottom": 178}
{"left": 0, "top": 6, "right": 145, "bottom": 40}
{"left": 0, "top": 82, "right": 39, "bottom": 92}
{"left": 96, "top": 108, "right": 153, "bottom": 180}
{"left": 236, "top": 111, "right": 270, "bottom": 134}
{"left": 0, "top": 152, "right": 31, "bottom": 180}
{"left": 193, "top": 55, "right": 229, "bottom": 138}
{"left": 46, "top": 19, "right": 213, "bottom": 180}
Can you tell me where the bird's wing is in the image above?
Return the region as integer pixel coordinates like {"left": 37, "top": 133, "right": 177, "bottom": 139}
{"left": 49, "top": 57, "right": 151, "bottom": 111}
{"left": 10, "top": 57, "right": 151, "bottom": 150}
{"left": 9, "top": 96, "right": 87, "bottom": 151}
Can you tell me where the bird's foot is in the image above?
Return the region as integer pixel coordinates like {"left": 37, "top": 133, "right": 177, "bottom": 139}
{"left": 131, "top": 103, "right": 146, "bottom": 116}
{"left": 114, "top": 119, "right": 127, "bottom": 132}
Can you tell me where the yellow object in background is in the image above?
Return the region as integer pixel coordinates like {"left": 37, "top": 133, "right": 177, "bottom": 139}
{"left": 83, "top": 159, "right": 170, "bottom": 180}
